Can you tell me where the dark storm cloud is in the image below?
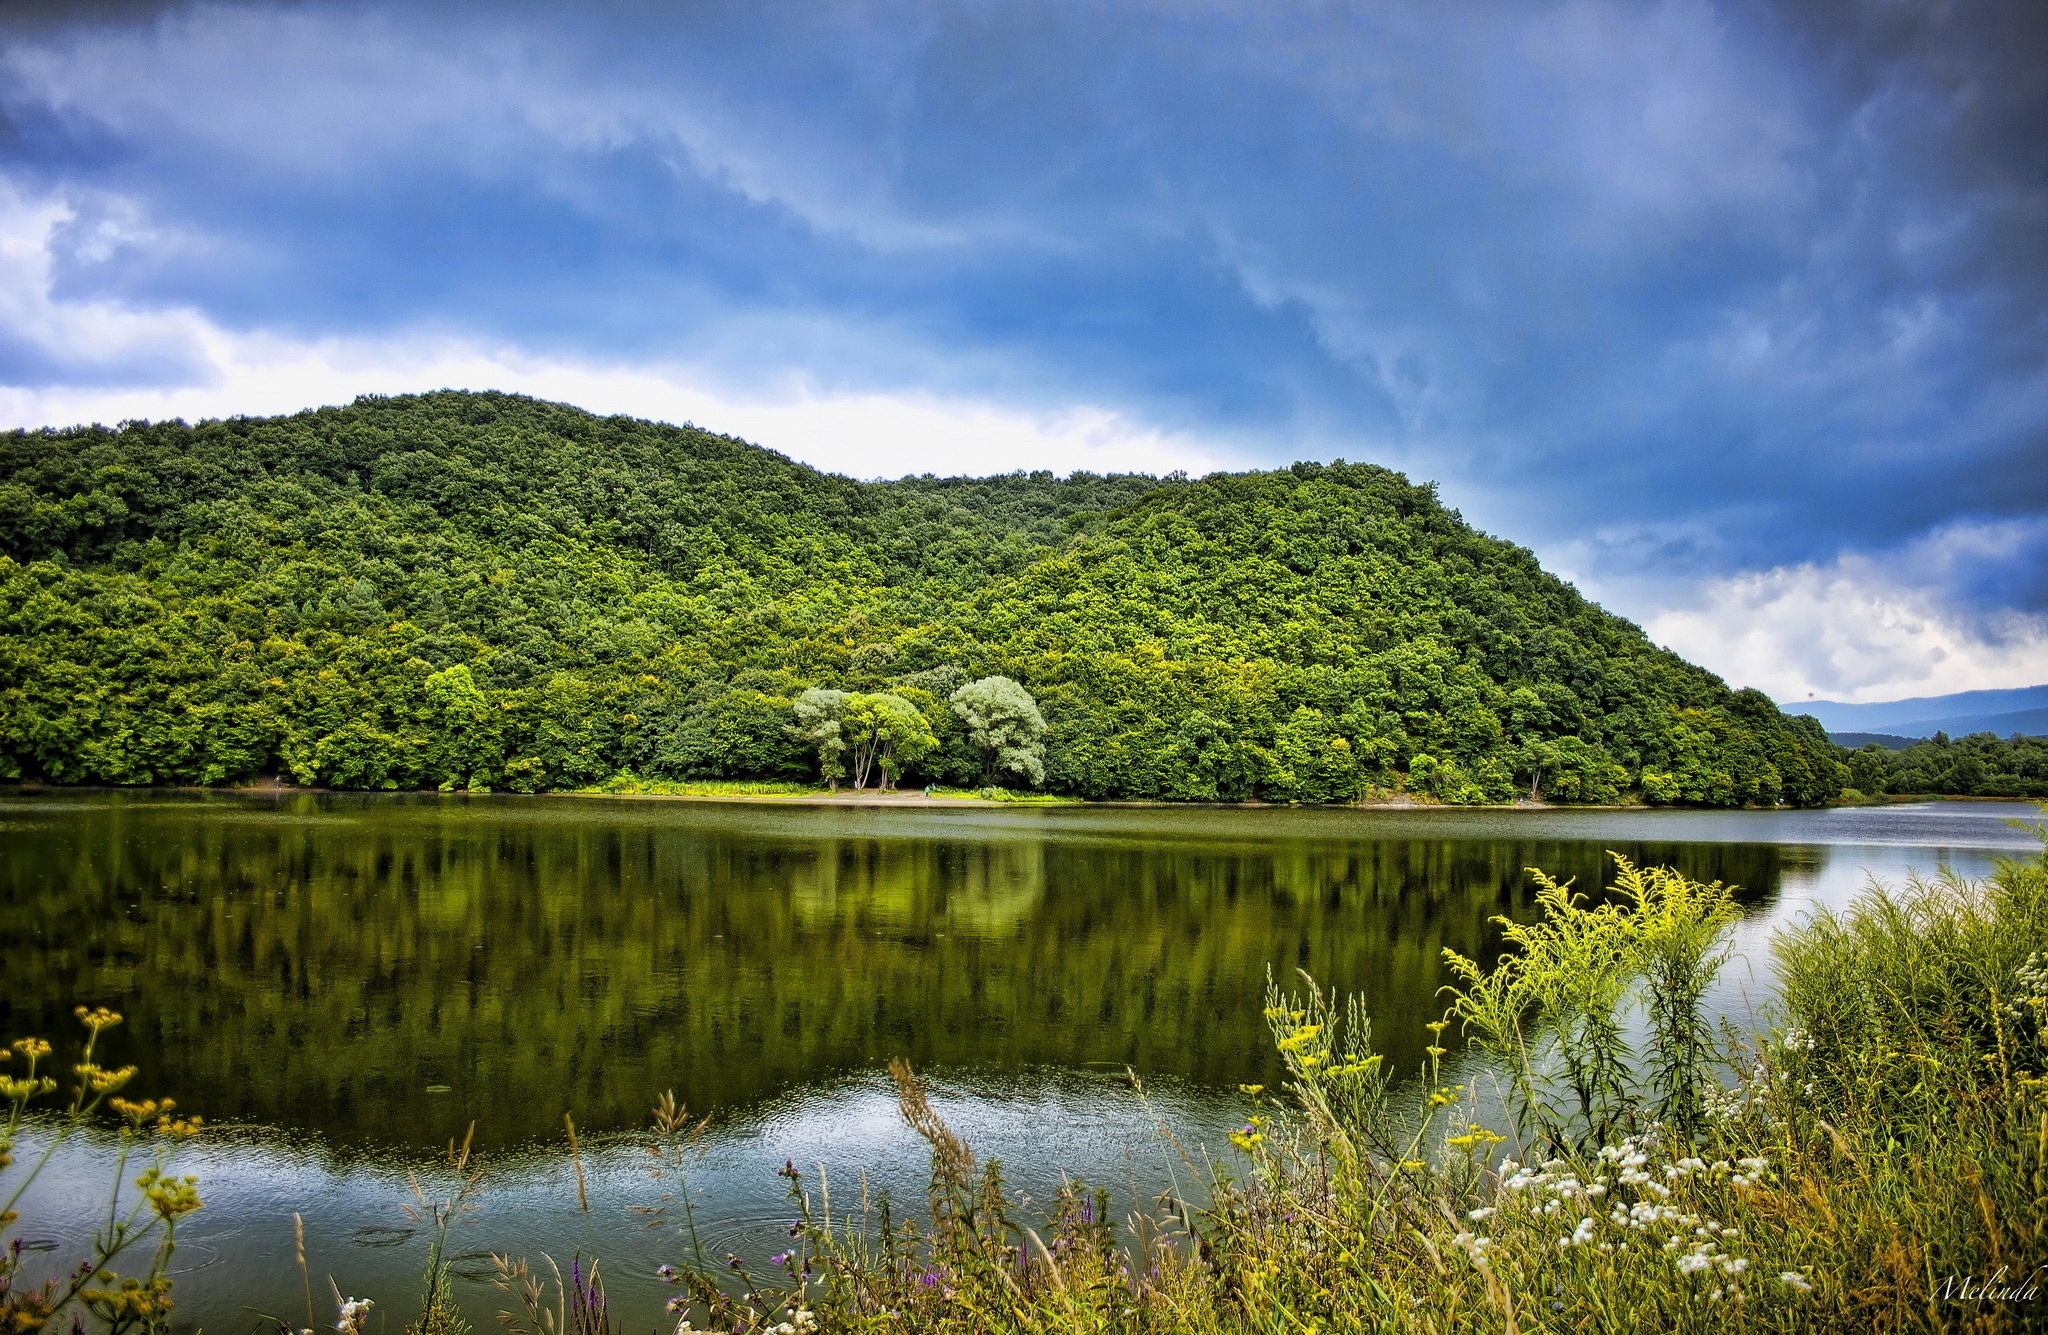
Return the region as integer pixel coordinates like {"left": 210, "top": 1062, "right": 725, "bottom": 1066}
{"left": 0, "top": 0, "right": 2043, "bottom": 628}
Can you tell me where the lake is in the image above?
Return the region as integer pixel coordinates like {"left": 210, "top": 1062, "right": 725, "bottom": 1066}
{"left": 1, "top": 791, "right": 2038, "bottom": 1332}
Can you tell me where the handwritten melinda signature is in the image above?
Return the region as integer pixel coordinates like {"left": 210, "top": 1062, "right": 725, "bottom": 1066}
{"left": 1937, "top": 1266, "right": 2048, "bottom": 1304}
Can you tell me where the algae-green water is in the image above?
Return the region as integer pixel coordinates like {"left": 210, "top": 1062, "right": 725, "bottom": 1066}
{"left": 1, "top": 791, "right": 2035, "bottom": 1331}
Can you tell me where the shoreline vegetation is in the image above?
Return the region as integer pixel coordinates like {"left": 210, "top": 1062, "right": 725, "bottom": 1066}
{"left": 3, "top": 774, "right": 2018, "bottom": 811}
{"left": 7, "top": 829, "right": 2045, "bottom": 1333}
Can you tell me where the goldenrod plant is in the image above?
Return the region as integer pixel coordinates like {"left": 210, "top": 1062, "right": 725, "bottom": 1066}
{"left": 1440, "top": 854, "right": 1741, "bottom": 1152}
{"left": 0, "top": 1008, "right": 203, "bottom": 1335}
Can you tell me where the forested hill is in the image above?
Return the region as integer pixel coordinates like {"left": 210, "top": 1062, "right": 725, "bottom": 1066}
{"left": 0, "top": 391, "right": 1839, "bottom": 805}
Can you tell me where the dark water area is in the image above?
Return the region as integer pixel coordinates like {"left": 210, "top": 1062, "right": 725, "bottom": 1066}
{"left": 1, "top": 791, "right": 1816, "bottom": 1146}
{"left": 0, "top": 790, "right": 2037, "bottom": 1331}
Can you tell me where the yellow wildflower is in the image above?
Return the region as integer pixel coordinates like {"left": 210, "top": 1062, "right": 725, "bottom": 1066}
{"left": 74, "top": 1007, "right": 123, "bottom": 1034}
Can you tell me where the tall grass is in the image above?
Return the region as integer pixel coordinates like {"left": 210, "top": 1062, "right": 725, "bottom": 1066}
{"left": 577, "top": 777, "right": 826, "bottom": 798}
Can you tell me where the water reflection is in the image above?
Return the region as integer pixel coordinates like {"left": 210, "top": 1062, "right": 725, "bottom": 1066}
{"left": 11, "top": 1068, "right": 1240, "bottom": 1335}
{"left": 0, "top": 791, "right": 1818, "bottom": 1148}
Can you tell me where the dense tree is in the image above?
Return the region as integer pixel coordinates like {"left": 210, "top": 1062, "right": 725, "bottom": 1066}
{"left": 0, "top": 391, "right": 1843, "bottom": 805}
{"left": 793, "top": 688, "right": 850, "bottom": 789}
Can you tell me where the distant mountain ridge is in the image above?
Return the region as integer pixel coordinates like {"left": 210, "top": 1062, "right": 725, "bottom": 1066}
{"left": 1875, "top": 707, "right": 2048, "bottom": 741}
{"left": 1798, "top": 685, "right": 2048, "bottom": 735}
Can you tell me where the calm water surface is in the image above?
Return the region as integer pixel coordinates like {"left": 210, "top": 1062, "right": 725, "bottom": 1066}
{"left": 0, "top": 792, "right": 2038, "bottom": 1332}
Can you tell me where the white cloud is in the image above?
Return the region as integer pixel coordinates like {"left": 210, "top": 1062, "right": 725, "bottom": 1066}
{"left": 0, "top": 329, "right": 1237, "bottom": 481}
{"left": 0, "top": 180, "right": 217, "bottom": 384}
{"left": 0, "top": 178, "right": 1233, "bottom": 480}
{"left": 1641, "top": 523, "right": 2048, "bottom": 704}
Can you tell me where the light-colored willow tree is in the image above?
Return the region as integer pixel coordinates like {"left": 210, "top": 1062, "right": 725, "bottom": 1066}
{"left": 949, "top": 676, "right": 1047, "bottom": 788}
{"left": 877, "top": 695, "right": 938, "bottom": 789}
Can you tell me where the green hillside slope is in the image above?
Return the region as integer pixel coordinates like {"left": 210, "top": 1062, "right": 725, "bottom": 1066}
{"left": 0, "top": 391, "right": 1839, "bottom": 804}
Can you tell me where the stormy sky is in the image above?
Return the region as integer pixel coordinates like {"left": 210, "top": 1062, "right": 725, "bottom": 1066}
{"left": 0, "top": 0, "right": 2042, "bottom": 704}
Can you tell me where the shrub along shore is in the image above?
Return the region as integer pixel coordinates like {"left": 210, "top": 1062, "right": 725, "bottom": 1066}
{"left": 7, "top": 822, "right": 2045, "bottom": 1334}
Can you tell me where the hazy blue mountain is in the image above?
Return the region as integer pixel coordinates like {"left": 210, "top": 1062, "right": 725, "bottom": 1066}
{"left": 1798, "top": 686, "right": 2048, "bottom": 734}
{"left": 1825, "top": 709, "right": 2048, "bottom": 745}
{"left": 1875, "top": 708, "right": 2048, "bottom": 741}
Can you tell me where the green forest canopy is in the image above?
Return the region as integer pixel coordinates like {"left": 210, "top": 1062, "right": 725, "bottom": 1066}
{"left": 1842, "top": 731, "right": 2048, "bottom": 800}
{"left": 0, "top": 391, "right": 1842, "bottom": 805}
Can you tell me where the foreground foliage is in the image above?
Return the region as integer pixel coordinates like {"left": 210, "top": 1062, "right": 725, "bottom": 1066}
{"left": 1, "top": 391, "right": 1838, "bottom": 805}
{"left": 647, "top": 838, "right": 2048, "bottom": 1333}
{"left": 0, "top": 1009, "right": 203, "bottom": 1335}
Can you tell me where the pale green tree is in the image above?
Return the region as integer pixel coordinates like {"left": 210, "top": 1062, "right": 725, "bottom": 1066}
{"left": 837, "top": 693, "right": 941, "bottom": 789}
{"left": 949, "top": 676, "right": 1047, "bottom": 788}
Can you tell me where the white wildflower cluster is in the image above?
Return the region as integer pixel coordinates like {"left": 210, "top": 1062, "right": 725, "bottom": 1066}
{"left": 673, "top": 1310, "right": 814, "bottom": 1335}
{"left": 1453, "top": 1230, "right": 1496, "bottom": 1263}
{"left": 2016, "top": 953, "right": 2048, "bottom": 1001}
{"left": 1701, "top": 1052, "right": 1787, "bottom": 1127}
{"left": 1728, "top": 1156, "right": 1771, "bottom": 1189}
{"left": 1455, "top": 1136, "right": 1792, "bottom": 1300}
{"left": 1595, "top": 1140, "right": 1668, "bottom": 1197}
{"left": 1780, "top": 1027, "right": 1817, "bottom": 1053}
{"left": 2007, "top": 954, "right": 2048, "bottom": 1037}
{"left": 335, "top": 1298, "right": 374, "bottom": 1335}
{"left": 1779, "top": 1270, "right": 1813, "bottom": 1293}
{"left": 1674, "top": 1236, "right": 1750, "bottom": 1299}
{"left": 1501, "top": 1157, "right": 1611, "bottom": 1205}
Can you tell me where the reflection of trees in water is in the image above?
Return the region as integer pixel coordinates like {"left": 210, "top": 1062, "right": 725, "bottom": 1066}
{"left": 787, "top": 839, "right": 1047, "bottom": 934}
{"left": 0, "top": 795, "right": 1794, "bottom": 1148}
